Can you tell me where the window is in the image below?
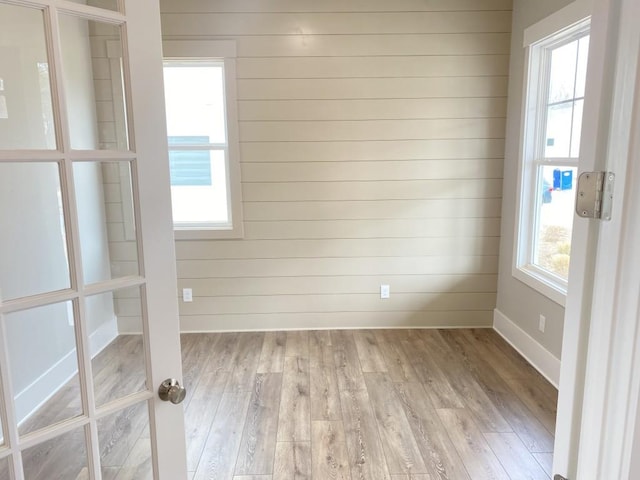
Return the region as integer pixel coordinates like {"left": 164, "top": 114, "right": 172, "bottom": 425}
{"left": 514, "top": 18, "right": 590, "bottom": 305}
{"left": 162, "top": 41, "right": 243, "bottom": 239}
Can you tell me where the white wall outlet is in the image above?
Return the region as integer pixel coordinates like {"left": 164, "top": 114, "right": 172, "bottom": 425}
{"left": 380, "top": 284, "right": 390, "bottom": 299}
{"left": 183, "top": 288, "right": 193, "bottom": 302}
{"left": 539, "top": 314, "right": 546, "bottom": 332}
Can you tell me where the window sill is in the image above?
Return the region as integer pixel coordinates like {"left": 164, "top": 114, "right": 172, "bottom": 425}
{"left": 174, "top": 225, "right": 244, "bottom": 241}
{"left": 513, "top": 264, "right": 567, "bottom": 307}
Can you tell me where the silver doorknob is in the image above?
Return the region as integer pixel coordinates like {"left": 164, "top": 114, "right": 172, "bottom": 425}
{"left": 158, "top": 378, "right": 186, "bottom": 404}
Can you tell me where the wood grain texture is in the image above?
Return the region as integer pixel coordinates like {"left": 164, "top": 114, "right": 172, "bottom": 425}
{"left": 277, "top": 357, "right": 311, "bottom": 442}
{"left": 331, "top": 330, "right": 367, "bottom": 392}
{"left": 439, "top": 330, "right": 554, "bottom": 453}
{"left": 339, "top": 387, "right": 391, "bottom": 480}
{"left": 235, "top": 374, "right": 283, "bottom": 475}
{"left": 310, "top": 333, "right": 341, "bottom": 421}
{"left": 19, "top": 329, "right": 556, "bottom": 479}
{"left": 194, "top": 386, "right": 252, "bottom": 480}
{"left": 483, "top": 433, "right": 549, "bottom": 480}
{"left": 394, "top": 382, "right": 471, "bottom": 480}
{"left": 257, "top": 332, "right": 287, "bottom": 373}
{"left": 353, "top": 330, "right": 388, "bottom": 372}
{"left": 311, "top": 421, "right": 351, "bottom": 480}
{"left": 285, "top": 331, "right": 310, "bottom": 358}
{"left": 184, "top": 371, "right": 229, "bottom": 471}
{"left": 363, "top": 373, "right": 428, "bottom": 475}
{"left": 402, "top": 336, "right": 465, "bottom": 409}
{"left": 419, "top": 331, "right": 511, "bottom": 433}
{"left": 273, "top": 442, "right": 311, "bottom": 480}
{"left": 436, "top": 409, "right": 510, "bottom": 480}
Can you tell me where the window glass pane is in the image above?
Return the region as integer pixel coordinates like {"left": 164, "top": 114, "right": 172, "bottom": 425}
{"left": 0, "top": 4, "right": 56, "bottom": 149}
{"left": 0, "top": 162, "right": 71, "bottom": 301}
{"left": 74, "top": 161, "right": 139, "bottom": 285}
{"left": 545, "top": 102, "right": 573, "bottom": 158}
{"left": 534, "top": 165, "right": 577, "bottom": 280}
{"left": 575, "top": 36, "right": 590, "bottom": 98}
{"left": 3, "top": 301, "right": 83, "bottom": 437}
{"left": 164, "top": 64, "right": 226, "bottom": 145}
{"left": 548, "top": 40, "right": 578, "bottom": 104}
{"left": 22, "top": 427, "right": 88, "bottom": 479}
{"left": 570, "top": 99, "right": 585, "bottom": 158}
{"left": 171, "top": 150, "right": 229, "bottom": 226}
{"left": 59, "top": 15, "right": 128, "bottom": 150}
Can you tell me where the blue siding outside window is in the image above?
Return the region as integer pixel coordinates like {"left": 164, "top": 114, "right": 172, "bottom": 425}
{"left": 168, "top": 136, "right": 212, "bottom": 186}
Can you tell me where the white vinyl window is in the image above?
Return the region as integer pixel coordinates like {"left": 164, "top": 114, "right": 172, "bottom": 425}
{"left": 514, "top": 18, "right": 590, "bottom": 305}
{"left": 163, "top": 40, "right": 243, "bottom": 239}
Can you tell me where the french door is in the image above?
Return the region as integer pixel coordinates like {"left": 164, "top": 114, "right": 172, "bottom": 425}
{"left": 0, "top": 0, "right": 187, "bottom": 478}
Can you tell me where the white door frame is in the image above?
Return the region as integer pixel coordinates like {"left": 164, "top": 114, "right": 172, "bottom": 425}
{"left": 126, "top": 1, "right": 188, "bottom": 478}
{"left": 554, "top": 0, "right": 640, "bottom": 477}
{"left": 0, "top": 0, "right": 187, "bottom": 478}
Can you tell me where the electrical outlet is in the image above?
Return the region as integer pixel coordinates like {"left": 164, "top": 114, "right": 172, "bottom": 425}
{"left": 183, "top": 288, "right": 193, "bottom": 302}
{"left": 539, "top": 314, "right": 546, "bottom": 332}
{"left": 380, "top": 284, "right": 390, "bottom": 299}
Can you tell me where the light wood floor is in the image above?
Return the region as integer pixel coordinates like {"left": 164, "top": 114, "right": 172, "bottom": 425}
{"left": 11, "top": 329, "right": 558, "bottom": 480}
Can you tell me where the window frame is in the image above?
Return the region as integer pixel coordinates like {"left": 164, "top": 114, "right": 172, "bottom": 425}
{"left": 163, "top": 40, "right": 243, "bottom": 240}
{"left": 513, "top": 17, "right": 591, "bottom": 306}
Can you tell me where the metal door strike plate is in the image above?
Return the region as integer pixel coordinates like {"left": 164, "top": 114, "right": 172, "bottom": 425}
{"left": 576, "top": 171, "right": 615, "bottom": 220}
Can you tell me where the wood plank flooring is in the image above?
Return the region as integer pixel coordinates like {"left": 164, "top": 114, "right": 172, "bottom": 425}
{"left": 10, "top": 328, "right": 557, "bottom": 479}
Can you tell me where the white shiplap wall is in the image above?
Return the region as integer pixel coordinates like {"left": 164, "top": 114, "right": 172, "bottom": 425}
{"left": 160, "top": 0, "right": 511, "bottom": 331}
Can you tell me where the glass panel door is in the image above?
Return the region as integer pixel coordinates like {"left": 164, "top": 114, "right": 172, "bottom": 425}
{"left": 0, "top": 1, "right": 186, "bottom": 479}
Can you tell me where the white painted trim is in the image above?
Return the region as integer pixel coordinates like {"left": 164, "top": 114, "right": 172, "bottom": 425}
{"left": 163, "top": 39, "right": 245, "bottom": 240}
{"left": 14, "top": 320, "right": 118, "bottom": 426}
{"left": 178, "top": 316, "right": 493, "bottom": 333}
{"left": 524, "top": 0, "right": 591, "bottom": 47}
{"left": 493, "top": 309, "right": 560, "bottom": 387}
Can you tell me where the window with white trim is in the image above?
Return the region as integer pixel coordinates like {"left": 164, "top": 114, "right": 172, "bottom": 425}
{"left": 514, "top": 19, "right": 590, "bottom": 305}
{"left": 162, "top": 40, "right": 243, "bottom": 239}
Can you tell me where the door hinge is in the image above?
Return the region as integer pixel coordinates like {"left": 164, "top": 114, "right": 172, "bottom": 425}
{"left": 576, "top": 171, "right": 615, "bottom": 221}
{"left": 554, "top": 475, "right": 569, "bottom": 480}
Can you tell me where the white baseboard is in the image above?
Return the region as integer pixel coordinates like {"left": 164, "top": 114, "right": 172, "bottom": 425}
{"left": 493, "top": 308, "right": 561, "bottom": 388}
{"left": 178, "top": 312, "right": 494, "bottom": 332}
{"left": 15, "top": 320, "right": 118, "bottom": 426}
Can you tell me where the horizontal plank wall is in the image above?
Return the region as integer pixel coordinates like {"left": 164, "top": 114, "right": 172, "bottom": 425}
{"left": 160, "top": 0, "right": 511, "bottom": 331}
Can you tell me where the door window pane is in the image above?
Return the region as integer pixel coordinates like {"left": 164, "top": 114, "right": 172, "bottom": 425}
{"left": 74, "top": 161, "right": 139, "bottom": 285}
{"left": 91, "top": 286, "right": 147, "bottom": 407}
{"left": 3, "top": 301, "right": 83, "bottom": 437}
{"left": 59, "top": 15, "right": 128, "bottom": 150}
{"left": 533, "top": 165, "right": 577, "bottom": 280}
{"left": 97, "top": 402, "right": 153, "bottom": 479}
{"left": 0, "top": 4, "right": 56, "bottom": 149}
{"left": 22, "top": 427, "right": 88, "bottom": 479}
{"left": 0, "top": 456, "right": 10, "bottom": 480}
{"left": 0, "top": 162, "right": 71, "bottom": 301}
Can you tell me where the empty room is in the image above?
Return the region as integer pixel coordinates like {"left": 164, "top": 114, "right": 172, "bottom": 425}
{"left": 1, "top": 0, "right": 640, "bottom": 479}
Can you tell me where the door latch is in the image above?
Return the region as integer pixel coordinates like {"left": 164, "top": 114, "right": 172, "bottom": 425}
{"left": 554, "top": 475, "right": 568, "bottom": 480}
{"left": 576, "top": 171, "right": 615, "bottom": 220}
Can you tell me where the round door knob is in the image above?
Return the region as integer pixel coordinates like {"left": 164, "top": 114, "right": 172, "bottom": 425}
{"left": 158, "top": 378, "right": 186, "bottom": 404}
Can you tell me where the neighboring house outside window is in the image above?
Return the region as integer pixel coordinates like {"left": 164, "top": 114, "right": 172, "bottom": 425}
{"left": 514, "top": 19, "right": 590, "bottom": 305}
{"left": 163, "top": 40, "right": 243, "bottom": 239}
